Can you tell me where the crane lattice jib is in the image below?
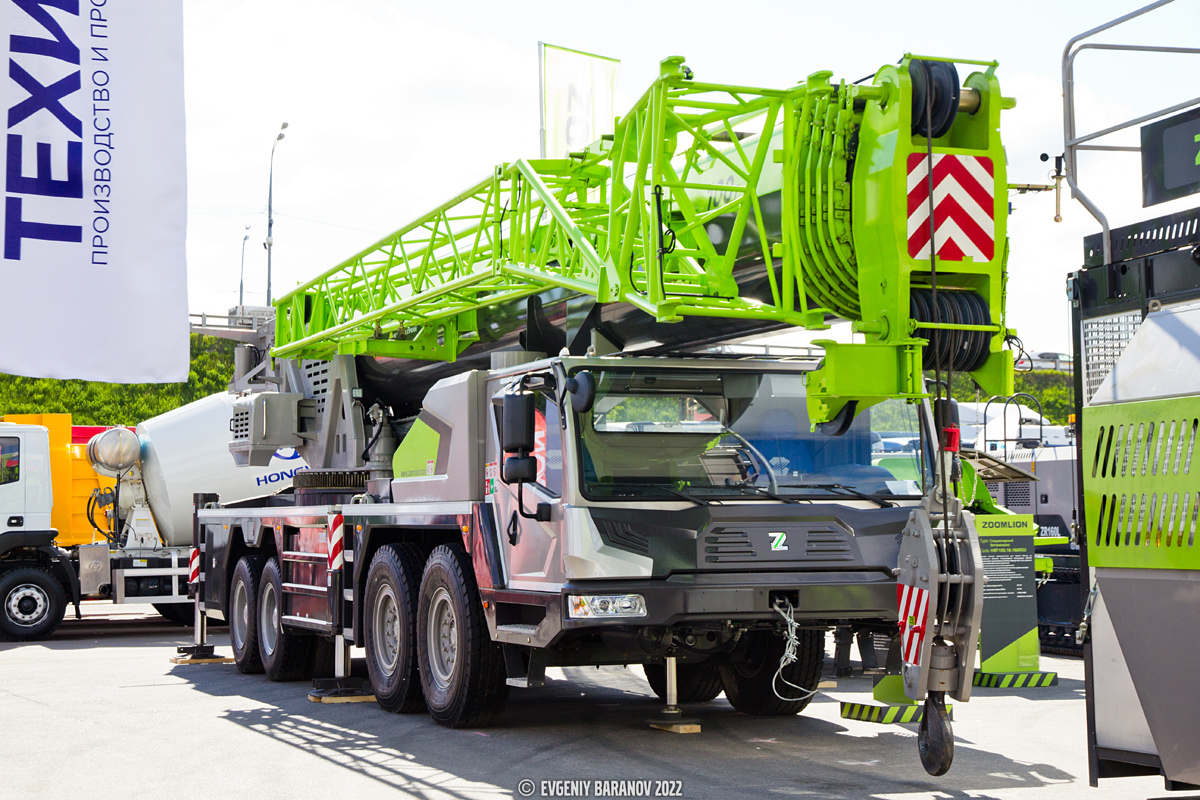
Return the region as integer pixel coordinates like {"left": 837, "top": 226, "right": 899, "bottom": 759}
{"left": 273, "top": 54, "right": 1016, "bottom": 424}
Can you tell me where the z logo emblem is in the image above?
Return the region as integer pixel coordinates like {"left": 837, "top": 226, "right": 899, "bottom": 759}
{"left": 769, "top": 531, "right": 788, "bottom": 552}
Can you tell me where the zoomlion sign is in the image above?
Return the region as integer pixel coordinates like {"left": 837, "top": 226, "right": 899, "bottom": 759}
{"left": 1, "top": 0, "right": 187, "bottom": 383}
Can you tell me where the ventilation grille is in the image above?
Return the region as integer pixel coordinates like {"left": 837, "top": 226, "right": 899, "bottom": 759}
{"left": 704, "top": 529, "right": 755, "bottom": 562}
{"left": 1083, "top": 399, "right": 1200, "bottom": 571}
{"left": 303, "top": 361, "right": 332, "bottom": 419}
{"left": 597, "top": 520, "right": 651, "bottom": 555}
{"left": 231, "top": 407, "right": 250, "bottom": 441}
{"left": 1002, "top": 481, "right": 1032, "bottom": 511}
{"left": 1082, "top": 311, "right": 1142, "bottom": 402}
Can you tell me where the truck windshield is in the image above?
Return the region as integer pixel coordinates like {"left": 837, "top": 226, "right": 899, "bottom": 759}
{"left": 576, "top": 368, "right": 931, "bottom": 502}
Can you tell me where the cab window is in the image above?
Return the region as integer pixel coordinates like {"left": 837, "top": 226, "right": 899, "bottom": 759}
{"left": 0, "top": 437, "right": 19, "bottom": 485}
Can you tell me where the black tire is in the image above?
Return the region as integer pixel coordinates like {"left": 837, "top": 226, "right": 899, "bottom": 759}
{"left": 153, "top": 602, "right": 194, "bottom": 626}
{"left": 417, "top": 544, "right": 508, "bottom": 727}
{"left": 0, "top": 567, "right": 66, "bottom": 641}
{"left": 257, "top": 557, "right": 311, "bottom": 681}
{"left": 643, "top": 660, "right": 724, "bottom": 703}
{"left": 718, "top": 630, "right": 824, "bottom": 715}
{"left": 305, "top": 635, "right": 336, "bottom": 680}
{"left": 229, "top": 555, "right": 266, "bottom": 674}
{"left": 364, "top": 543, "right": 426, "bottom": 713}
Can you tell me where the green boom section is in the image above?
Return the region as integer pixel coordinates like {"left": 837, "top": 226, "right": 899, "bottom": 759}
{"left": 273, "top": 55, "right": 1016, "bottom": 424}
{"left": 1083, "top": 397, "right": 1200, "bottom": 570}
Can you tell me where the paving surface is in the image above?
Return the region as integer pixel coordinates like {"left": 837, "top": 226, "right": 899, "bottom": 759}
{"left": 0, "top": 602, "right": 1181, "bottom": 800}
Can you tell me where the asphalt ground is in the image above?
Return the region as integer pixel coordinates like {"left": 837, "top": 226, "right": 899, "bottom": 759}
{"left": 0, "top": 602, "right": 1181, "bottom": 800}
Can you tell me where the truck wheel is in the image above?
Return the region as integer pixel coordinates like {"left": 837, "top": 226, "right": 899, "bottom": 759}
{"left": 364, "top": 543, "right": 426, "bottom": 713}
{"left": 718, "top": 630, "right": 824, "bottom": 715}
{"left": 417, "top": 544, "right": 508, "bottom": 727}
{"left": 0, "top": 567, "right": 66, "bottom": 641}
{"left": 229, "top": 555, "right": 266, "bottom": 674}
{"left": 643, "top": 660, "right": 724, "bottom": 702}
{"left": 154, "top": 602, "right": 194, "bottom": 626}
{"left": 257, "top": 557, "right": 311, "bottom": 681}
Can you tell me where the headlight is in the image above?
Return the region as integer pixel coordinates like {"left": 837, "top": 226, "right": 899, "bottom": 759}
{"left": 567, "top": 593, "right": 647, "bottom": 619}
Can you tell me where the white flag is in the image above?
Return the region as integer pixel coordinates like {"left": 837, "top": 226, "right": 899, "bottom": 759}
{"left": 540, "top": 43, "right": 619, "bottom": 159}
{"left": 0, "top": 0, "right": 188, "bottom": 382}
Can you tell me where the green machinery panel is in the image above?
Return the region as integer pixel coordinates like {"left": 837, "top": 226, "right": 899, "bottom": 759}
{"left": 273, "top": 55, "right": 1016, "bottom": 424}
{"left": 1083, "top": 397, "right": 1200, "bottom": 570}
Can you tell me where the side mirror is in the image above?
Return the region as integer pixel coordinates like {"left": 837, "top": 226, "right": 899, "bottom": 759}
{"left": 502, "top": 392, "right": 535, "bottom": 454}
{"left": 933, "top": 397, "right": 960, "bottom": 430}
{"left": 503, "top": 455, "right": 537, "bottom": 484}
{"left": 564, "top": 370, "right": 596, "bottom": 414}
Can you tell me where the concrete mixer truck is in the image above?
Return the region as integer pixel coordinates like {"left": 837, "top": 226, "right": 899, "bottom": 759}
{"left": 0, "top": 394, "right": 307, "bottom": 640}
{"left": 188, "top": 54, "right": 1018, "bottom": 775}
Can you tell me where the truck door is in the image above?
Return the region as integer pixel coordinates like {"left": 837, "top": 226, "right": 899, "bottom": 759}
{"left": 0, "top": 433, "right": 25, "bottom": 532}
{"left": 492, "top": 392, "right": 565, "bottom": 592}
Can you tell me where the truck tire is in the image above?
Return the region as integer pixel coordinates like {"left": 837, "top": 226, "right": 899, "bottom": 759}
{"left": 364, "top": 543, "right": 426, "bottom": 713}
{"left": 154, "top": 602, "right": 194, "bottom": 626}
{"left": 718, "top": 629, "right": 824, "bottom": 716}
{"left": 230, "top": 555, "right": 266, "bottom": 674}
{"left": 0, "top": 567, "right": 66, "bottom": 641}
{"left": 257, "top": 557, "right": 312, "bottom": 681}
{"left": 643, "top": 660, "right": 724, "bottom": 703}
{"left": 417, "top": 543, "right": 508, "bottom": 727}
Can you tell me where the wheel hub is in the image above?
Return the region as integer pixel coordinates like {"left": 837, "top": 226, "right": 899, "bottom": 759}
{"left": 260, "top": 582, "right": 279, "bottom": 656}
{"left": 427, "top": 587, "right": 457, "bottom": 691}
{"left": 373, "top": 584, "right": 401, "bottom": 672}
{"left": 6, "top": 584, "right": 48, "bottom": 625}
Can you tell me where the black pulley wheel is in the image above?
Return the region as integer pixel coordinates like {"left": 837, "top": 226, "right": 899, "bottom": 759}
{"left": 918, "top": 691, "right": 955, "bottom": 776}
{"left": 911, "top": 60, "right": 960, "bottom": 139}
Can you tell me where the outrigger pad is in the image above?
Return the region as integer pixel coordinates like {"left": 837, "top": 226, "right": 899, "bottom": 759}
{"left": 170, "top": 645, "right": 234, "bottom": 665}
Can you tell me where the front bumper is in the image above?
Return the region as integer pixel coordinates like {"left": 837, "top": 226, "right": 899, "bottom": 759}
{"left": 560, "top": 569, "right": 896, "bottom": 633}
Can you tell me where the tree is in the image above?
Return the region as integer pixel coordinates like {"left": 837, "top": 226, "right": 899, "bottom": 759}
{"left": 0, "top": 335, "right": 236, "bottom": 426}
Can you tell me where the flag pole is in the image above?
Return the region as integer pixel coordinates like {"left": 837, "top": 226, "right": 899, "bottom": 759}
{"left": 537, "top": 41, "right": 546, "bottom": 158}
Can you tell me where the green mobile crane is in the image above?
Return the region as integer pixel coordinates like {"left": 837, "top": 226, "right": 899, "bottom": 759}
{"left": 186, "top": 53, "right": 1016, "bottom": 776}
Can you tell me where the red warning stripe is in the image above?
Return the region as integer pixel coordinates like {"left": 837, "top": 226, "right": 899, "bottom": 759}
{"left": 897, "top": 583, "right": 930, "bottom": 665}
{"left": 328, "top": 513, "right": 345, "bottom": 571}
{"left": 188, "top": 547, "right": 199, "bottom": 583}
{"left": 906, "top": 153, "right": 996, "bottom": 262}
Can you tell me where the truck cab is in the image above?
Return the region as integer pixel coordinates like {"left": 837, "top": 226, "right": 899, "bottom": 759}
{"left": 0, "top": 422, "right": 74, "bottom": 640}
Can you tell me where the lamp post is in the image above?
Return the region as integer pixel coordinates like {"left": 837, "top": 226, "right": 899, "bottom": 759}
{"left": 265, "top": 121, "right": 287, "bottom": 306}
{"left": 238, "top": 224, "right": 250, "bottom": 308}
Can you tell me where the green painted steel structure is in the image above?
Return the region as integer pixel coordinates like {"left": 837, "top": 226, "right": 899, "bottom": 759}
{"left": 273, "top": 54, "right": 1016, "bottom": 424}
{"left": 1083, "top": 397, "right": 1200, "bottom": 571}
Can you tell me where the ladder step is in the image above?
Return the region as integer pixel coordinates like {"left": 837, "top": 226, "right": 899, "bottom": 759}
{"left": 283, "top": 582, "right": 327, "bottom": 597}
{"left": 281, "top": 615, "right": 333, "bottom": 633}
{"left": 282, "top": 550, "right": 327, "bottom": 564}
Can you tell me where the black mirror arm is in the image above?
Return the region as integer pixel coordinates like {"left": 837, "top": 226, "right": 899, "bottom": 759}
{"left": 517, "top": 483, "right": 551, "bottom": 522}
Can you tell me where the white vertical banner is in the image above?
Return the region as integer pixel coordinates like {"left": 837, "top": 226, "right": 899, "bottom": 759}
{"left": 539, "top": 43, "right": 619, "bottom": 159}
{"left": 0, "top": 0, "right": 188, "bottom": 382}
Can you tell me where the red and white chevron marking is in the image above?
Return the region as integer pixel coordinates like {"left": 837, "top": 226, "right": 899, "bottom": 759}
{"left": 328, "top": 513, "right": 345, "bottom": 572}
{"left": 897, "top": 583, "right": 930, "bottom": 665}
{"left": 188, "top": 547, "right": 199, "bottom": 583}
{"left": 906, "top": 153, "right": 995, "bottom": 262}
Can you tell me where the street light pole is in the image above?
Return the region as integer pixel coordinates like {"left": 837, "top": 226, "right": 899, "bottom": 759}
{"left": 238, "top": 225, "right": 250, "bottom": 308}
{"left": 265, "top": 121, "right": 288, "bottom": 306}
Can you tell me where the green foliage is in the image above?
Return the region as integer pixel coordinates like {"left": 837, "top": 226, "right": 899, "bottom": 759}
{"left": 930, "top": 369, "right": 1075, "bottom": 424}
{"left": 0, "top": 335, "right": 236, "bottom": 426}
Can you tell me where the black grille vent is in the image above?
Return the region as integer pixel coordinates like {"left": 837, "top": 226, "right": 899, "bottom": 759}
{"left": 598, "top": 520, "right": 650, "bottom": 555}
{"left": 704, "top": 528, "right": 755, "bottom": 562}
{"left": 805, "top": 527, "right": 854, "bottom": 560}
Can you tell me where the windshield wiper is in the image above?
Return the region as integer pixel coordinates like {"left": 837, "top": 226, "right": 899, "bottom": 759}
{"left": 794, "top": 483, "right": 896, "bottom": 508}
{"left": 597, "top": 481, "right": 715, "bottom": 506}
{"left": 722, "top": 482, "right": 799, "bottom": 504}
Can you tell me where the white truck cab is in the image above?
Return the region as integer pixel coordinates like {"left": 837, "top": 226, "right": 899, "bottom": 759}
{"left": 0, "top": 423, "right": 53, "bottom": 534}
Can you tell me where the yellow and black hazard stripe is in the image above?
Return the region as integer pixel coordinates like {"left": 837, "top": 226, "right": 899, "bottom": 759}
{"left": 839, "top": 702, "right": 954, "bottom": 724}
{"left": 972, "top": 670, "right": 1058, "bottom": 688}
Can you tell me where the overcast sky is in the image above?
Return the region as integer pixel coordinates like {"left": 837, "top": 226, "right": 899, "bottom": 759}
{"left": 180, "top": 0, "right": 1200, "bottom": 355}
